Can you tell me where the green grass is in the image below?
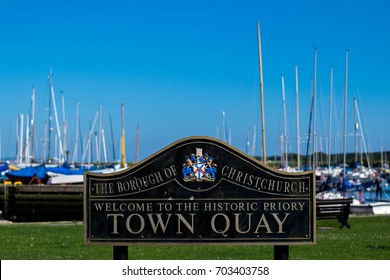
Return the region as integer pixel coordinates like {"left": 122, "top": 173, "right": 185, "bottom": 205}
{"left": 1, "top": 216, "right": 389, "bottom": 260}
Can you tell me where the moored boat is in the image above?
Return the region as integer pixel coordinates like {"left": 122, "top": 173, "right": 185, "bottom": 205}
{"left": 5, "top": 164, "right": 48, "bottom": 184}
{"left": 350, "top": 200, "right": 390, "bottom": 215}
{"left": 47, "top": 174, "right": 84, "bottom": 185}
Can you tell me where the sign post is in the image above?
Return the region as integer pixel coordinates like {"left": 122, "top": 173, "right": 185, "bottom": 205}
{"left": 113, "top": 246, "right": 128, "bottom": 260}
{"left": 84, "top": 137, "right": 315, "bottom": 259}
{"left": 274, "top": 245, "right": 289, "bottom": 260}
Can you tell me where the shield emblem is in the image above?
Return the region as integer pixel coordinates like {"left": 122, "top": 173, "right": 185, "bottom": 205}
{"left": 193, "top": 163, "right": 206, "bottom": 179}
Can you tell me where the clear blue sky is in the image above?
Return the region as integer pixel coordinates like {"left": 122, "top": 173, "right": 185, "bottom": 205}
{"left": 1, "top": 0, "right": 389, "bottom": 163}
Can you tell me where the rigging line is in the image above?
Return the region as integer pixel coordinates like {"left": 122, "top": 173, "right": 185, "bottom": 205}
{"left": 354, "top": 97, "right": 371, "bottom": 168}
{"left": 305, "top": 92, "right": 315, "bottom": 170}
{"left": 354, "top": 87, "right": 372, "bottom": 154}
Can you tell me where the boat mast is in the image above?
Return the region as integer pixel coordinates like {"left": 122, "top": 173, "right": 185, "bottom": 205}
{"left": 79, "top": 111, "right": 84, "bottom": 161}
{"left": 222, "top": 111, "right": 227, "bottom": 143}
{"left": 257, "top": 22, "right": 266, "bottom": 163}
{"left": 61, "top": 91, "right": 68, "bottom": 162}
{"left": 101, "top": 128, "right": 107, "bottom": 164}
{"left": 280, "top": 132, "right": 284, "bottom": 167}
{"left": 354, "top": 96, "right": 358, "bottom": 164}
{"left": 134, "top": 122, "right": 139, "bottom": 163}
{"left": 43, "top": 122, "right": 47, "bottom": 162}
{"left": 72, "top": 101, "right": 80, "bottom": 164}
{"left": 15, "top": 117, "right": 18, "bottom": 163}
{"left": 81, "top": 110, "right": 99, "bottom": 165}
{"left": 328, "top": 66, "right": 333, "bottom": 171}
{"left": 312, "top": 47, "right": 317, "bottom": 170}
{"left": 109, "top": 113, "right": 116, "bottom": 162}
{"left": 251, "top": 124, "right": 257, "bottom": 157}
{"left": 48, "top": 70, "right": 53, "bottom": 163}
{"left": 354, "top": 97, "right": 371, "bottom": 169}
{"left": 343, "top": 49, "right": 349, "bottom": 175}
{"left": 281, "top": 75, "right": 288, "bottom": 168}
{"left": 295, "top": 65, "right": 300, "bottom": 170}
{"left": 49, "top": 72, "right": 64, "bottom": 163}
{"left": 246, "top": 130, "right": 250, "bottom": 154}
{"left": 381, "top": 138, "right": 383, "bottom": 168}
{"left": 305, "top": 84, "right": 314, "bottom": 170}
{"left": 120, "top": 102, "right": 126, "bottom": 168}
{"left": 98, "top": 103, "right": 103, "bottom": 164}
{"left": 30, "top": 88, "right": 35, "bottom": 163}
{"left": 19, "top": 114, "right": 24, "bottom": 165}
{"left": 25, "top": 114, "right": 30, "bottom": 164}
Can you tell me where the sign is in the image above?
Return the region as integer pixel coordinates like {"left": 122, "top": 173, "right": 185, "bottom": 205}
{"left": 84, "top": 137, "right": 316, "bottom": 245}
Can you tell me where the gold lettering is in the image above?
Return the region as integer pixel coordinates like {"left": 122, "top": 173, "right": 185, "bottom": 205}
{"left": 284, "top": 182, "right": 290, "bottom": 192}
{"left": 169, "top": 165, "right": 177, "bottom": 176}
{"left": 276, "top": 181, "right": 282, "bottom": 192}
{"left": 227, "top": 167, "right": 236, "bottom": 179}
{"left": 291, "top": 182, "right": 297, "bottom": 192}
{"left": 255, "top": 176, "right": 262, "bottom": 188}
{"left": 299, "top": 182, "right": 306, "bottom": 193}
{"left": 211, "top": 213, "right": 230, "bottom": 236}
{"left": 176, "top": 214, "right": 195, "bottom": 234}
{"left": 291, "top": 202, "right": 298, "bottom": 211}
{"left": 155, "top": 171, "right": 164, "bottom": 183}
{"left": 235, "top": 170, "right": 243, "bottom": 183}
{"left": 271, "top": 213, "right": 290, "bottom": 233}
{"left": 129, "top": 180, "right": 137, "bottom": 190}
{"left": 268, "top": 179, "right": 275, "bottom": 191}
{"left": 94, "top": 182, "right": 114, "bottom": 194}
{"left": 221, "top": 165, "right": 229, "bottom": 176}
{"left": 254, "top": 214, "right": 272, "bottom": 233}
{"left": 260, "top": 178, "right": 268, "bottom": 189}
{"left": 243, "top": 173, "right": 249, "bottom": 185}
{"left": 147, "top": 214, "right": 171, "bottom": 233}
{"left": 248, "top": 175, "right": 254, "bottom": 186}
{"left": 234, "top": 213, "right": 252, "bottom": 234}
{"left": 107, "top": 213, "right": 124, "bottom": 234}
{"left": 126, "top": 214, "right": 145, "bottom": 234}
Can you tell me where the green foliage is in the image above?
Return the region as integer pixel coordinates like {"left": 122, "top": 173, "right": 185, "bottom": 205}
{"left": 0, "top": 216, "right": 389, "bottom": 260}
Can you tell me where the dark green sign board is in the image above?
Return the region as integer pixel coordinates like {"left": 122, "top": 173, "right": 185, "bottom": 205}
{"left": 84, "top": 137, "right": 316, "bottom": 245}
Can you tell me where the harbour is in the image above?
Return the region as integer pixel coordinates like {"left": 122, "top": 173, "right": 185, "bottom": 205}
{"left": 1, "top": 180, "right": 389, "bottom": 223}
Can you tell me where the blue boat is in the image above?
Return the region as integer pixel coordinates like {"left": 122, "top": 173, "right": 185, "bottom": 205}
{"left": 46, "top": 166, "right": 85, "bottom": 175}
{"left": 5, "top": 164, "right": 48, "bottom": 184}
{"left": 0, "top": 163, "right": 8, "bottom": 173}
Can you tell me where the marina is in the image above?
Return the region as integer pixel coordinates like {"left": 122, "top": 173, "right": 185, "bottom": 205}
{"left": 1, "top": 167, "right": 389, "bottom": 222}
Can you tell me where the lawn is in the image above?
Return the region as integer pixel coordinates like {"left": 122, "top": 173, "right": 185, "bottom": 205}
{"left": 0, "top": 215, "right": 389, "bottom": 260}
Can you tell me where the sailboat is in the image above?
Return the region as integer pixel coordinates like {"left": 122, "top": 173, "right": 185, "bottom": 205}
{"left": 46, "top": 164, "right": 85, "bottom": 185}
{"left": 314, "top": 50, "right": 390, "bottom": 214}
{"left": 348, "top": 97, "right": 390, "bottom": 214}
{"left": 5, "top": 164, "right": 48, "bottom": 184}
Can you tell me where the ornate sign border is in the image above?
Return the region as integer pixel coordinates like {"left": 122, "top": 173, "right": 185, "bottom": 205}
{"left": 84, "top": 136, "right": 316, "bottom": 246}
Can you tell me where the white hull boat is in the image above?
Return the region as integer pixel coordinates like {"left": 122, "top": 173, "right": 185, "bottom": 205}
{"left": 350, "top": 200, "right": 390, "bottom": 215}
{"left": 47, "top": 173, "right": 84, "bottom": 185}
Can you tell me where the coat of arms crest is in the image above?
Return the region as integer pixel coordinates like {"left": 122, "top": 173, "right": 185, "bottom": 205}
{"left": 182, "top": 148, "right": 217, "bottom": 182}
